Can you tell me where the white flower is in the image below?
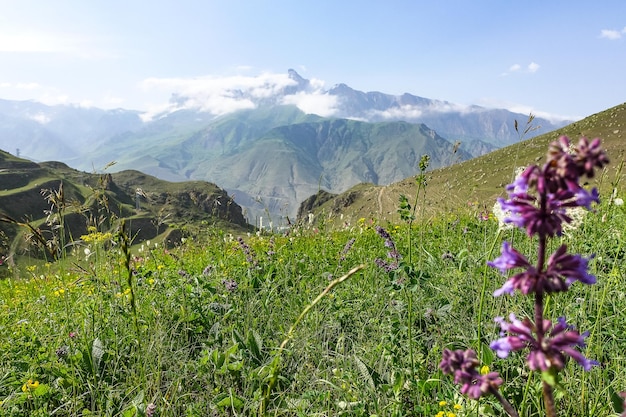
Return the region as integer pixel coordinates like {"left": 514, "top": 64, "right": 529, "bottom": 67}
{"left": 614, "top": 197, "right": 624, "bottom": 206}
{"left": 492, "top": 201, "right": 514, "bottom": 231}
{"left": 562, "top": 206, "right": 587, "bottom": 237}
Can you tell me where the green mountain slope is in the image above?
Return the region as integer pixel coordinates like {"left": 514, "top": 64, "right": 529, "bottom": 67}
{"left": 75, "top": 106, "right": 470, "bottom": 222}
{"left": 299, "top": 103, "right": 626, "bottom": 225}
{"left": 0, "top": 151, "right": 250, "bottom": 263}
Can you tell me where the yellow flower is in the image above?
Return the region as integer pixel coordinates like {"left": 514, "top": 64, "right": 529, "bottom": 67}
{"left": 21, "top": 379, "right": 39, "bottom": 392}
{"left": 435, "top": 412, "right": 445, "bottom": 417}
{"left": 453, "top": 404, "right": 462, "bottom": 410}
{"left": 147, "top": 278, "right": 155, "bottom": 285}
{"left": 447, "top": 413, "right": 456, "bottom": 417}
{"left": 480, "top": 365, "right": 490, "bottom": 375}
{"left": 439, "top": 401, "right": 447, "bottom": 407}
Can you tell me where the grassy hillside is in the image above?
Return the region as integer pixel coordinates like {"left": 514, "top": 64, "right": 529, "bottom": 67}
{"left": 0, "top": 151, "right": 251, "bottom": 264}
{"left": 301, "top": 103, "right": 626, "bottom": 226}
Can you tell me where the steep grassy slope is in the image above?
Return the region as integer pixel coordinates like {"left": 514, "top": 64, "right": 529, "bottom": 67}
{"left": 300, "top": 103, "right": 626, "bottom": 225}
{"left": 0, "top": 151, "right": 251, "bottom": 262}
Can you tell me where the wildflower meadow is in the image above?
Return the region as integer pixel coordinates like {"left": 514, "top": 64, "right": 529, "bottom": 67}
{"left": 1, "top": 136, "right": 625, "bottom": 416}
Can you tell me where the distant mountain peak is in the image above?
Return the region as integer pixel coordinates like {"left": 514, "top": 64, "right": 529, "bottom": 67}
{"left": 287, "top": 68, "right": 305, "bottom": 83}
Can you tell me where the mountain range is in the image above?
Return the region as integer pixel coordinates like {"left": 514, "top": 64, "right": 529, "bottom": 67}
{"left": 0, "top": 70, "right": 570, "bottom": 222}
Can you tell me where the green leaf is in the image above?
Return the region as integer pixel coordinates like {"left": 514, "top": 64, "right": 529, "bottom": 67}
{"left": 215, "top": 392, "right": 244, "bottom": 409}
{"left": 121, "top": 406, "right": 137, "bottom": 417}
{"left": 541, "top": 368, "right": 557, "bottom": 386}
{"left": 609, "top": 386, "right": 625, "bottom": 413}
{"left": 353, "top": 355, "right": 376, "bottom": 390}
{"left": 227, "top": 360, "right": 243, "bottom": 371}
{"left": 480, "top": 342, "right": 495, "bottom": 366}
{"left": 92, "top": 338, "right": 104, "bottom": 372}
{"left": 247, "top": 330, "right": 263, "bottom": 364}
{"left": 32, "top": 383, "right": 50, "bottom": 397}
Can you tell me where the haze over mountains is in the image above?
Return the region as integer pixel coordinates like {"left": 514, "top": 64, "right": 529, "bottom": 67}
{"left": 0, "top": 70, "right": 570, "bottom": 222}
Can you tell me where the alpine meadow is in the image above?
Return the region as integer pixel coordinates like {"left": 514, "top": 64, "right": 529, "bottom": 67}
{"left": 2, "top": 96, "right": 626, "bottom": 416}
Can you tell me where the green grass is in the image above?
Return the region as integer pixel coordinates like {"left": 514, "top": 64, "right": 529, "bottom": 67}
{"left": 0, "top": 191, "right": 624, "bottom": 416}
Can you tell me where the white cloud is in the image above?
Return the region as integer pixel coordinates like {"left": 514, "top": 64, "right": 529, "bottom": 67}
{"left": 368, "top": 101, "right": 472, "bottom": 121}
{"left": 0, "top": 32, "right": 70, "bottom": 53}
{"left": 476, "top": 98, "right": 578, "bottom": 123}
{"left": 139, "top": 71, "right": 342, "bottom": 118}
{"left": 0, "top": 82, "right": 41, "bottom": 90}
{"left": 600, "top": 27, "right": 626, "bottom": 40}
{"left": 281, "top": 91, "right": 339, "bottom": 117}
{"left": 102, "top": 94, "right": 125, "bottom": 107}
{"left": 29, "top": 113, "right": 51, "bottom": 124}
{"left": 509, "top": 64, "right": 521, "bottom": 72}
{"left": 501, "top": 62, "right": 540, "bottom": 76}
{"left": 37, "top": 93, "right": 70, "bottom": 106}
{"left": 527, "top": 62, "right": 540, "bottom": 73}
{"left": 0, "top": 81, "right": 71, "bottom": 106}
{"left": 373, "top": 105, "right": 423, "bottom": 119}
{"left": 0, "top": 30, "right": 118, "bottom": 60}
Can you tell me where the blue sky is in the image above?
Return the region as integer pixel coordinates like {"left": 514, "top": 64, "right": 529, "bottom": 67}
{"left": 1, "top": 0, "right": 625, "bottom": 121}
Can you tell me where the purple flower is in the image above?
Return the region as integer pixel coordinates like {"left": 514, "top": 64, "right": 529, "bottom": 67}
{"left": 374, "top": 226, "right": 401, "bottom": 272}
{"left": 375, "top": 225, "right": 391, "bottom": 240}
{"left": 237, "top": 237, "right": 258, "bottom": 267}
{"left": 146, "top": 403, "right": 157, "bottom": 417}
{"left": 440, "top": 348, "right": 479, "bottom": 374}
{"left": 490, "top": 244, "right": 595, "bottom": 296}
{"left": 488, "top": 242, "right": 532, "bottom": 275}
{"left": 497, "top": 136, "right": 608, "bottom": 238}
{"left": 572, "top": 137, "right": 610, "bottom": 178}
{"left": 546, "top": 245, "right": 596, "bottom": 287}
{"left": 375, "top": 257, "right": 398, "bottom": 272}
{"left": 222, "top": 279, "right": 238, "bottom": 292}
{"left": 491, "top": 315, "right": 597, "bottom": 372}
{"left": 439, "top": 348, "right": 503, "bottom": 399}
{"left": 340, "top": 238, "right": 355, "bottom": 262}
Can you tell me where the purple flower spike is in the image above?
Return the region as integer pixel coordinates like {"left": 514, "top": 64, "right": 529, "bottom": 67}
{"left": 440, "top": 348, "right": 503, "bottom": 400}
{"left": 574, "top": 137, "right": 610, "bottom": 178}
{"left": 492, "top": 315, "right": 597, "bottom": 372}
{"left": 444, "top": 137, "right": 606, "bottom": 413}
{"left": 489, "top": 242, "right": 531, "bottom": 275}
{"left": 546, "top": 245, "right": 596, "bottom": 287}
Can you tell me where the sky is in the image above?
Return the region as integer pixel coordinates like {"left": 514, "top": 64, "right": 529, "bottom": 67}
{"left": 1, "top": 0, "right": 625, "bottom": 122}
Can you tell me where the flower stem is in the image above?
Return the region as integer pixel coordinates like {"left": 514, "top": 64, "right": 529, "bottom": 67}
{"left": 492, "top": 388, "right": 520, "bottom": 417}
{"left": 543, "top": 381, "right": 557, "bottom": 417}
{"left": 477, "top": 229, "right": 502, "bottom": 359}
{"left": 535, "top": 229, "right": 557, "bottom": 417}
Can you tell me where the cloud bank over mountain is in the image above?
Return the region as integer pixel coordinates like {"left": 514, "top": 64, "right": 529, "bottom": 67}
{"left": 139, "top": 69, "right": 562, "bottom": 124}
{"left": 140, "top": 71, "right": 341, "bottom": 119}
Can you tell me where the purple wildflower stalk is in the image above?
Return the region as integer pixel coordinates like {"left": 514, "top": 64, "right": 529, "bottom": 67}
{"left": 237, "top": 236, "right": 258, "bottom": 268}
{"left": 339, "top": 238, "right": 355, "bottom": 263}
{"left": 442, "top": 137, "right": 608, "bottom": 417}
{"left": 374, "top": 226, "right": 400, "bottom": 272}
